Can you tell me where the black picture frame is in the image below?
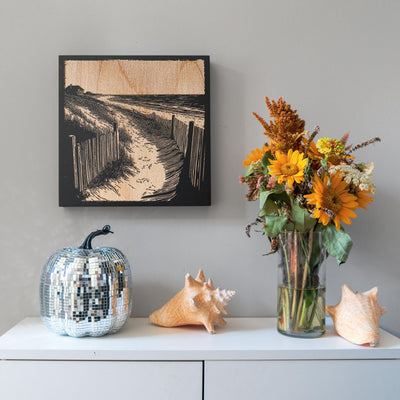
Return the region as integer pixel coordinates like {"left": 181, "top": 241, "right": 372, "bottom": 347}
{"left": 59, "top": 55, "right": 210, "bottom": 206}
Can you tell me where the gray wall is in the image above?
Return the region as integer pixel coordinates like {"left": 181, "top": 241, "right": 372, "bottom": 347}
{"left": 1, "top": 0, "right": 399, "bottom": 336}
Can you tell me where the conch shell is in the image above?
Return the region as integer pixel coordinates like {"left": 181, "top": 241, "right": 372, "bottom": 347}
{"left": 149, "top": 270, "right": 236, "bottom": 334}
{"left": 326, "top": 284, "right": 387, "bottom": 347}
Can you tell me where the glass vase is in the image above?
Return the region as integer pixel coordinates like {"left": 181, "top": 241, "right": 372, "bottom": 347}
{"left": 277, "top": 230, "right": 326, "bottom": 338}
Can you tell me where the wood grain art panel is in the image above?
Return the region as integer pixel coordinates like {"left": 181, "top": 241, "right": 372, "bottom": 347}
{"left": 65, "top": 60, "right": 205, "bottom": 95}
{"left": 59, "top": 56, "right": 210, "bottom": 206}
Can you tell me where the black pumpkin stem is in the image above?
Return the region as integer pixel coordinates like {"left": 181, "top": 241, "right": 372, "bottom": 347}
{"left": 79, "top": 225, "right": 113, "bottom": 249}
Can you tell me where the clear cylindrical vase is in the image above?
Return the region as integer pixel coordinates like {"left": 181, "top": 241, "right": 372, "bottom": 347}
{"left": 277, "top": 230, "right": 326, "bottom": 338}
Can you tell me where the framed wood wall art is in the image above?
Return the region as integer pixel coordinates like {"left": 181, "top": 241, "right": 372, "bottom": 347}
{"left": 59, "top": 55, "right": 210, "bottom": 206}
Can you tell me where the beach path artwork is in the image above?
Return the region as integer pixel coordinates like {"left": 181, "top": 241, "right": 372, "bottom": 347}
{"left": 59, "top": 56, "right": 210, "bottom": 206}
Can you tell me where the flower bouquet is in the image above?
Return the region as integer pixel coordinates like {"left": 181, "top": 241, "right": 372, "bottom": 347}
{"left": 240, "top": 97, "right": 380, "bottom": 337}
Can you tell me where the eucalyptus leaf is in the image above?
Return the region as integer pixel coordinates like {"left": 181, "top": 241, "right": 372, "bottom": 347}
{"left": 263, "top": 216, "right": 288, "bottom": 238}
{"left": 321, "top": 224, "right": 353, "bottom": 265}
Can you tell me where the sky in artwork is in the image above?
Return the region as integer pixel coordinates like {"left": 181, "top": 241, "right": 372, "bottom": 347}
{"left": 65, "top": 59, "right": 205, "bottom": 95}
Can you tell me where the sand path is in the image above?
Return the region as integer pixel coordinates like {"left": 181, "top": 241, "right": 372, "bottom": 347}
{"left": 84, "top": 105, "right": 166, "bottom": 202}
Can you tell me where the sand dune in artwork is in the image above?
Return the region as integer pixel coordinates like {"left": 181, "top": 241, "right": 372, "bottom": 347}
{"left": 83, "top": 108, "right": 166, "bottom": 202}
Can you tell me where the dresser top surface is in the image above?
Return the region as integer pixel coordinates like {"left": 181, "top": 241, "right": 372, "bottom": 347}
{"left": 1, "top": 317, "right": 399, "bottom": 361}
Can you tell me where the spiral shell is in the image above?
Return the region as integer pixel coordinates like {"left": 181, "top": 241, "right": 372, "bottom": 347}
{"left": 326, "top": 284, "right": 386, "bottom": 347}
{"left": 149, "top": 270, "right": 236, "bottom": 334}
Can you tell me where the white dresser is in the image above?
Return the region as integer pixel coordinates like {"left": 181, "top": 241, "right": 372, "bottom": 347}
{"left": 1, "top": 318, "right": 399, "bottom": 400}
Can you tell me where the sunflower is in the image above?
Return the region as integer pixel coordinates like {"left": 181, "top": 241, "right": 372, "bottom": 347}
{"left": 355, "top": 190, "right": 374, "bottom": 210}
{"left": 243, "top": 145, "right": 269, "bottom": 168}
{"left": 268, "top": 149, "right": 308, "bottom": 188}
{"left": 304, "top": 173, "right": 358, "bottom": 230}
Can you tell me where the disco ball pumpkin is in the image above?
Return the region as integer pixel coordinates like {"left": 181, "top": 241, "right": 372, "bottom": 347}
{"left": 40, "top": 225, "right": 132, "bottom": 337}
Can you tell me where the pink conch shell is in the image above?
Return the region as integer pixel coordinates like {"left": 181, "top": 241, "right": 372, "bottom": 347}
{"left": 326, "top": 284, "right": 386, "bottom": 347}
{"left": 149, "top": 269, "right": 236, "bottom": 334}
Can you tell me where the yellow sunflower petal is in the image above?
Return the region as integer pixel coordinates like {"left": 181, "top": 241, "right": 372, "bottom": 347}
{"left": 339, "top": 215, "right": 352, "bottom": 225}
{"left": 340, "top": 209, "right": 358, "bottom": 219}
{"left": 298, "top": 158, "right": 308, "bottom": 169}
{"left": 334, "top": 216, "right": 341, "bottom": 231}
{"left": 356, "top": 191, "right": 374, "bottom": 210}
{"left": 286, "top": 176, "right": 295, "bottom": 188}
{"left": 275, "top": 151, "right": 285, "bottom": 162}
{"left": 304, "top": 193, "right": 317, "bottom": 205}
{"left": 313, "top": 175, "right": 324, "bottom": 192}
{"left": 294, "top": 174, "right": 304, "bottom": 183}
{"left": 294, "top": 171, "right": 305, "bottom": 178}
{"left": 290, "top": 150, "right": 299, "bottom": 164}
{"left": 320, "top": 212, "right": 331, "bottom": 226}
{"left": 243, "top": 145, "right": 269, "bottom": 167}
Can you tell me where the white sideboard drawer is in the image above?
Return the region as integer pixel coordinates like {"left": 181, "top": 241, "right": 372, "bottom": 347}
{"left": 0, "top": 360, "right": 202, "bottom": 400}
{"left": 2, "top": 319, "right": 400, "bottom": 400}
{"left": 205, "top": 360, "right": 400, "bottom": 400}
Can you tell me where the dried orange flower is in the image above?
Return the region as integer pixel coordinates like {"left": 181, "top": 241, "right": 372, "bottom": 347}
{"left": 253, "top": 97, "right": 306, "bottom": 153}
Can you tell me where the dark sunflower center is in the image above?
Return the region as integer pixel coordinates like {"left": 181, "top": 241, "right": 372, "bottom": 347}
{"left": 322, "top": 188, "right": 342, "bottom": 213}
{"left": 281, "top": 163, "right": 298, "bottom": 176}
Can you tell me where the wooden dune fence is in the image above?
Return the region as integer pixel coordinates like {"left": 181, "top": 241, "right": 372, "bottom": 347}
{"left": 169, "top": 115, "right": 207, "bottom": 191}
{"left": 68, "top": 123, "right": 120, "bottom": 192}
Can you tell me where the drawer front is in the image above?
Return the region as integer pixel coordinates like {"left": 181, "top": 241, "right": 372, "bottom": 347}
{"left": 0, "top": 360, "right": 202, "bottom": 400}
{"left": 205, "top": 360, "right": 400, "bottom": 400}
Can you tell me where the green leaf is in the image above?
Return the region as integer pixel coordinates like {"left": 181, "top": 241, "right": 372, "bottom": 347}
{"left": 259, "top": 190, "right": 280, "bottom": 214}
{"left": 309, "top": 233, "right": 324, "bottom": 270}
{"left": 320, "top": 157, "right": 331, "bottom": 185}
{"left": 259, "top": 189, "right": 290, "bottom": 217}
{"left": 263, "top": 216, "right": 288, "bottom": 238}
{"left": 245, "top": 165, "right": 254, "bottom": 177}
{"left": 269, "top": 190, "right": 291, "bottom": 204}
{"left": 284, "top": 221, "right": 295, "bottom": 231}
{"left": 320, "top": 157, "right": 329, "bottom": 171}
{"left": 259, "top": 190, "right": 269, "bottom": 209}
{"left": 291, "top": 201, "right": 316, "bottom": 232}
{"left": 259, "top": 198, "right": 278, "bottom": 217}
{"left": 321, "top": 224, "right": 353, "bottom": 265}
{"left": 304, "top": 158, "right": 312, "bottom": 181}
{"left": 304, "top": 289, "right": 316, "bottom": 308}
{"left": 261, "top": 150, "right": 273, "bottom": 170}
